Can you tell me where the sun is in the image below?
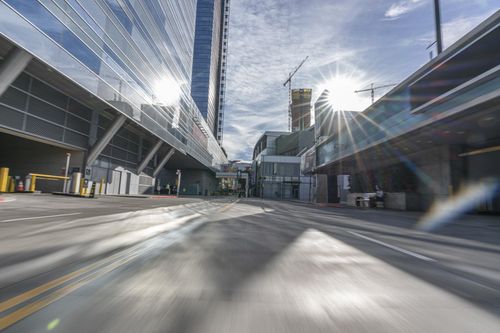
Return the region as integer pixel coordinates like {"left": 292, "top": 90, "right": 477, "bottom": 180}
{"left": 318, "top": 75, "right": 370, "bottom": 111}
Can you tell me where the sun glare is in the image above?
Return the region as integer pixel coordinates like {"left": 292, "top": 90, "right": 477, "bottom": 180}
{"left": 319, "top": 76, "right": 371, "bottom": 111}
{"left": 153, "top": 78, "right": 182, "bottom": 106}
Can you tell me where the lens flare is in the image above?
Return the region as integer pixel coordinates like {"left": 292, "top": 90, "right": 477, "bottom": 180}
{"left": 319, "top": 76, "right": 370, "bottom": 111}
{"left": 417, "top": 178, "right": 499, "bottom": 232}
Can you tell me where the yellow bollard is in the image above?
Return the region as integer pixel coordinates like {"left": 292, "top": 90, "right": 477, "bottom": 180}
{"left": 0, "top": 167, "right": 9, "bottom": 192}
{"left": 99, "top": 178, "right": 104, "bottom": 195}
{"left": 8, "top": 177, "right": 15, "bottom": 193}
{"left": 29, "top": 175, "right": 37, "bottom": 192}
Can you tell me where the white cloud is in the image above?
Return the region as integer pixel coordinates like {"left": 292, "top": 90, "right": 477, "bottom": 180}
{"left": 385, "top": 0, "right": 427, "bottom": 19}
{"left": 441, "top": 11, "right": 496, "bottom": 46}
{"left": 223, "top": 0, "right": 370, "bottom": 159}
{"left": 412, "top": 10, "right": 496, "bottom": 48}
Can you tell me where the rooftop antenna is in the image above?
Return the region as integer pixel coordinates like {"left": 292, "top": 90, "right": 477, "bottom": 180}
{"left": 283, "top": 56, "right": 309, "bottom": 131}
{"left": 355, "top": 83, "right": 397, "bottom": 104}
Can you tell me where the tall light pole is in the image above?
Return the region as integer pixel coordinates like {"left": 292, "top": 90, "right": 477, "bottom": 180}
{"left": 176, "top": 169, "right": 182, "bottom": 198}
{"left": 433, "top": 0, "right": 443, "bottom": 54}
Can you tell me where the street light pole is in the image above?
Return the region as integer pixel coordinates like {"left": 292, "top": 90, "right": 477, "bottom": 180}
{"left": 176, "top": 169, "right": 182, "bottom": 198}
{"left": 433, "top": 0, "right": 443, "bottom": 54}
{"left": 63, "top": 153, "right": 71, "bottom": 193}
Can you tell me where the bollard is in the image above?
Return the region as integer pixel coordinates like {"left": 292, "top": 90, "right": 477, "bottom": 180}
{"left": 8, "top": 176, "right": 15, "bottom": 193}
{"left": 71, "top": 172, "right": 82, "bottom": 194}
{"left": 0, "top": 167, "right": 9, "bottom": 192}
{"left": 89, "top": 182, "right": 96, "bottom": 198}
{"left": 25, "top": 175, "right": 31, "bottom": 193}
{"left": 29, "top": 175, "right": 36, "bottom": 192}
{"left": 99, "top": 178, "right": 104, "bottom": 195}
{"left": 29, "top": 176, "right": 36, "bottom": 192}
{"left": 79, "top": 178, "right": 84, "bottom": 196}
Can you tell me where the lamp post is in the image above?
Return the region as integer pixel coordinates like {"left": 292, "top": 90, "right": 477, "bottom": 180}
{"left": 236, "top": 170, "right": 241, "bottom": 197}
{"left": 176, "top": 169, "right": 182, "bottom": 198}
{"left": 62, "top": 153, "right": 71, "bottom": 193}
{"left": 433, "top": 0, "right": 443, "bottom": 54}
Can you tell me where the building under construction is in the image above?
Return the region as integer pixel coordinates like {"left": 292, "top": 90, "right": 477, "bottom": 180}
{"left": 291, "top": 89, "right": 312, "bottom": 132}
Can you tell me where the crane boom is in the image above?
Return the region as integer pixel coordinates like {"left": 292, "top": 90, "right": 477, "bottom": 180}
{"left": 283, "top": 56, "right": 309, "bottom": 87}
{"left": 283, "top": 56, "right": 309, "bottom": 131}
{"left": 354, "top": 83, "right": 397, "bottom": 104}
{"left": 354, "top": 83, "right": 396, "bottom": 93}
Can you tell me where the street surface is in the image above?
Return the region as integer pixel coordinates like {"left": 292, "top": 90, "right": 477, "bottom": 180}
{"left": 0, "top": 194, "right": 500, "bottom": 332}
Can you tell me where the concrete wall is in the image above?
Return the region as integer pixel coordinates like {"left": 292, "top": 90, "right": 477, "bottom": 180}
{"left": 466, "top": 149, "right": 500, "bottom": 212}
{"left": 410, "top": 145, "right": 452, "bottom": 210}
{"left": 315, "top": 174, "right": 328, "bottom": 203}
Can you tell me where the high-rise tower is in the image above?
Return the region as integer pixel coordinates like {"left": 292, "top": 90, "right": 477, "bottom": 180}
{"left": 291, "top": 88, "right": 312, "bottom": 132}
{"left": 191, "top": 0, "right": 230, "bottom": 144}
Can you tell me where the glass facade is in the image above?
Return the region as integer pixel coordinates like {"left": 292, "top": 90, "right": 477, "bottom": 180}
{"left": 317, "top": 72, "right": 500, "bottom": 168}
{"left": 316, "top": 23, "right": 500, "bottom": 169}
{"left": 0, "top": 0, "right": 227, "bottom": 168}
{"left": 191, "top": 0, "right": 229, "bottom": 143}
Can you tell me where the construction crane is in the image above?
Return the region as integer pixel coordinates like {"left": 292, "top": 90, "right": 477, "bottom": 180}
{"left": 354, "top": 83, "right": 397, "bottom": 104}
{"left": 283, "top": 56, "right": 309, "bottom": 131}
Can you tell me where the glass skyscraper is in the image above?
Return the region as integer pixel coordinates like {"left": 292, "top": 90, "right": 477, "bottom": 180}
{"left": 0, "top": 0, "right": 227, "bottom": 195}
{"left": 191, "top": 0, "right": 230, "bottom": 144}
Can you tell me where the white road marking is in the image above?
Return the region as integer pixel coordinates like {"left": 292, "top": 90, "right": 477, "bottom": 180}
{"left": 0, "top": 212, "right": 82, "bottom": 223}
{"left": 348, "top": 231, "right": 436, "bottom": 262}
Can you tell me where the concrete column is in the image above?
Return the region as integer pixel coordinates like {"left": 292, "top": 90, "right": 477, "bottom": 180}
{"left": 449, "top": 144, "right": 467, "bottom": 194}
{"left": 153, "top": 148, "right": 175, "bottom": 177}
{"left": 137, "top": 139, "right": 163, "bottom": 175}
{"left": 0, "top": 47, "right": 32, "bottom": 97}
{"left": 86, "top": 114, "right": 127, "bottom": 166}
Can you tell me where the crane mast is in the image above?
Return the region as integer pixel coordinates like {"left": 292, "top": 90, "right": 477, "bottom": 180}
{"left": 283, "top": 56, "right": 309, "bottom": 131}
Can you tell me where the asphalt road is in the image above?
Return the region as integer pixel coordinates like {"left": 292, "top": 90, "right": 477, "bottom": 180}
{"left": 1, "top": 196, "right": 500, "bottom": 332}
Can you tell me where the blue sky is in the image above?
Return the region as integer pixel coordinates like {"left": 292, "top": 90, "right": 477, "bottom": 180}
{"left": 222, "top": 0, "right": 498, "bottom": 160}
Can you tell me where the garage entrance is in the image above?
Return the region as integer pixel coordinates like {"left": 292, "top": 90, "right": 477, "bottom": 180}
{"left": 0, "top": 130, "right": 84, "bottom": 193}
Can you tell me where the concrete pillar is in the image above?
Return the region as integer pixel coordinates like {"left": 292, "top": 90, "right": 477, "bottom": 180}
{"left": 86, "top": 114, "right": 127, "bottom": 166}
{"left": 137, "top": 139, "right": 163, "bottom": 175}
{"left": 449, "top": 144, "right": 467, "bottom": 194}
{"left": 0, "top": 47, "right": 32, "bottom": 97}
{"left": 153, "top": 148, "right": 175, "bottom": 177}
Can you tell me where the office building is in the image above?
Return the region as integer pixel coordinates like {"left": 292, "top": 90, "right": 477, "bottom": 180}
{"left": 0, "top": 0, "right": 227, "bottom": 195}
{"left": 191, "top": 0, "right": 230, "bottom": 144}
{"left": 252, "top": 130, "right": 314, "bottom": 201}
